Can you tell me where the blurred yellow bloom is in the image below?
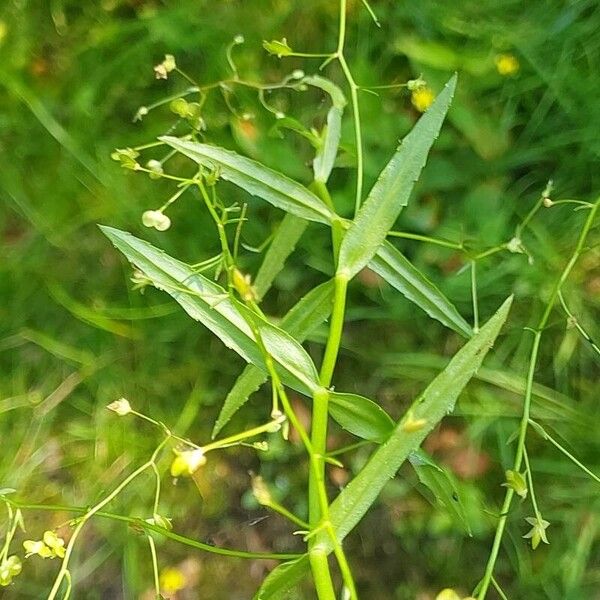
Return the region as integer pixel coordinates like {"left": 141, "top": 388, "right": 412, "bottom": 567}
{"left": 0, "top": 556, "right": 22, "bottom": 586}
{"left": 170, "top": 448, "right": 206, "bottom": 478}
{"left": 435, "top": 590, "right": 476, "bottom": 600}
{"left": 411, "top": 87, "right": 435, "bottom": 112}
{"left": 495, "top": 53, "right": 519, "bottom": 76}
{"left": 436, "top": 590, "right": 461, "bottom": 600}
{"left": 160, "top": 566, "right": 186, "bottom": 594}
{"left": 24, "top": 531, "right": 66, "bottom": 559}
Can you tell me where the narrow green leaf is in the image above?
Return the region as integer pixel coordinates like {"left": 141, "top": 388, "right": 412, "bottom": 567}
{"left": 213, "top": 280, "right": 334, "bottom": 437}
{"left": 337, "top": 75, "right": 457, "bottom": 280}
{"left": 160, "top": 136, "right": 336, "bottom": 225}
{"left": 303, "top": 76, "right": 347, "bottom": 183}
{"left": 327, "top": 295, "right": 512, "bottom": 548}
{"left": 409, "top": 449, "right": 472, "bottom": 534}
{"left": 329, "top": 391, "right": 394, "bottom": 443}
{"left": 254, "top": 214, "right": 308, "bottom": 300}
{"left": 253, "top": 554, "right": 309, "bottom": 600}
{"left": 100, "top": 226, "right": 320, "bottom": 396}
{"left": 370, "top": 241, "right": 472, "bottom": 338}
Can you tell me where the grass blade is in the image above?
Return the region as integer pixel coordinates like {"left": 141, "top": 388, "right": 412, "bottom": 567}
{"left": 337, "top": 75, "right": 457, "bottom": 280}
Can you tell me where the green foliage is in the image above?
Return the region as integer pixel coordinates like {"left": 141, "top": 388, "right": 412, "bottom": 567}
{"left": 2, "top": 1, "right": 600, "bottom": 599}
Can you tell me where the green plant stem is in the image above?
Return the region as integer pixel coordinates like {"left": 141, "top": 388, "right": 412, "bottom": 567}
{"left": 45, "top": 437, "right": 170, "bottom": 600}
{"left": 307, "top": 271, "right": 357, "bottom": 599}
{"left": 387, "top": 230, "right": 463, "bottom": 250}
{"left": 471, "top": 261, "right": 479, "bottom": 333}
{"left": 320, "top": 274, "right": 349, "bottom": 386}
{"left": 309, "top": 549, "right": 337, "bottom": 600}
{"left": 523, "top": 447, "right": 542, "bottom": 521}
{"left": 477, "top": 197, "right": 599, "bottom": 599}
{"left": 147, "top": 535, "right": 161, "bottom": 598}
{"left": 528, "top": 419, "right": 600, "bottom": 484}
{"left": 336, "top": 0, "right": 363, "bottom": 214}
{"left": 8, "top": 499, "right": 298, "bottom": 560}
{"left": 266, "top": 500, "right": 310, "bottom": 530}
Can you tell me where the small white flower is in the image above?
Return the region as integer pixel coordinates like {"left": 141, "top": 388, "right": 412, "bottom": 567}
{"left": 107, "top": 398, "right": 132, "bottom": 416}
{"left": 234, "top": 34, "right": 245, "bottom": 44}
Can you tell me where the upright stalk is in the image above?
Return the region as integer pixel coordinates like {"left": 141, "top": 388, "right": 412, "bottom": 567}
{"left": 336, "top": 0, "right": 363, "bottom": 214}
{"left": 476, "top": 198, "right": 599, "bottom": 599}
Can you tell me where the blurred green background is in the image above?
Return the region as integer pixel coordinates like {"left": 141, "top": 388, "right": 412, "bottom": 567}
{"left": 1, "top": 1, "right": 599, "bottom": 598}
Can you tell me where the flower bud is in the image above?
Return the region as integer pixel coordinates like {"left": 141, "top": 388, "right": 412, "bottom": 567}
{"left": 142, "top": 210, "right": 171, "bottom": 231}
{"left": 170, "top": 97, "right": 190, "bottom": 117}
{"left": 401, "top": 411, "right": 427, "bottom": 433}
{"left": 232, "top": 268, "right": 256, "bottom": 302}
{"left": 146, "top": 159, "right": 164, "bottom": 179}
{"left": 502, "top": 470, "right": 528, "bottom": 499}
{"left": 251, "top": 475, "right": 272, "bottom": 506}
{"left": 234, "top": 34, "right": 245, "bottom": 44}
{"left": 407, "top": 77, "right": 426, "bottom": 91}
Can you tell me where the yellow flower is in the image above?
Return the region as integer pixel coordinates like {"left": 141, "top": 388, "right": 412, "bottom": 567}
{"left": 23, "top": 539, "right": 53, "bottom": 559}
{"left": 23, "top": 531, "right": 66, "bottom": 559}
{"left": 170, "top": 448, "right": 206, "bottom": 478}
{"left": 159, "top": 566, "right": 186, "bottom": 594}
{"left": 411, "top": 87, "right": 435, "bottom": 112}
{"left": 0, "top": 555, "right": 22, "bottom": 586}
{"left": 495, "top": 53, "right": 519, "bottom": 76}
{"left": 43, "top": 531, "right": 66, "bottom": 558}
{"left": 436, "top": 590, "right": 461, "bottom": 600}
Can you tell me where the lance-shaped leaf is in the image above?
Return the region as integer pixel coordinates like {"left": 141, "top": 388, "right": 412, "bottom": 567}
{"left": 100, "top": 226, "right": 320, "bottom": 395}
{"left": 254, "top": 214, "right": 308, "bottom": 300}
{"left": 253, "top": 554, "right": 310, "bottom": 600}
{"left": 371, "top": 241, "right": 472, "bottom": 338}
{"left": 326, "top": 295, "right": 511, "bottom": 548}
{"left": 409, "top": 449, "right": 471, "bottom": 534}
{"left": 337, "top": 75, "right": 457, "bottom": 280}
{"left": 329, "top": 391, "right": 394, "bottom": 443}
{"left": 160, "top": 136, "right": 336, "bottom": 225}
{"left": 213, "top": 280, "right": 334, "bottom": 437}
{"left": 303, "top": 75, "right": 347, "bottom": 183}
